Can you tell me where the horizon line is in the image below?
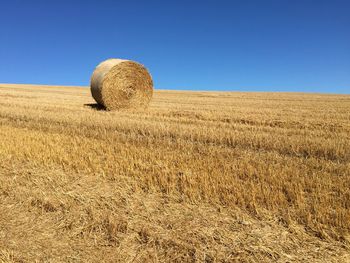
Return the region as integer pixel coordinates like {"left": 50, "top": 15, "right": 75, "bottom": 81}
{"left": 0, "top": 82, "right": 349, "bottom": 95}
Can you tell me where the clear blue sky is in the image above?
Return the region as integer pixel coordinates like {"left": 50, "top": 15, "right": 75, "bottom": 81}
{"left": 0, "top": 0, "right": 349, "bottom": 93}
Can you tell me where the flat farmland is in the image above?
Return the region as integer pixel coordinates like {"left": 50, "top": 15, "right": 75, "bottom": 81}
{"left": 0, "top": 84, "right": 349, "bottom": 262}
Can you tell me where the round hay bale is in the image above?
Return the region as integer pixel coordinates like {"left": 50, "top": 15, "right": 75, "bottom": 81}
{"left": 90, "top": 58, "right": 153, "bottom": 110}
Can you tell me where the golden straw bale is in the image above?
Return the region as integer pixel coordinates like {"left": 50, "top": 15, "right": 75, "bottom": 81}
{"left": 90, "top": 58, "right": 153, "bottom": 110}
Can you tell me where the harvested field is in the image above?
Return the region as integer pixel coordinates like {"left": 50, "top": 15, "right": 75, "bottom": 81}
{"left": 0, "top": 84, "right": 349, "bottom": 262}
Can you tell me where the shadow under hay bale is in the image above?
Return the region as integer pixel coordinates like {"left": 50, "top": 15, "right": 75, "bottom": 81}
{"left": 84, "top": 103, "right": 106, "bottom": 111}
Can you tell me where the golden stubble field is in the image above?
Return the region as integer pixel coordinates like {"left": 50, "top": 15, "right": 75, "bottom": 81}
{"left": 0, "top": 84, "right": 349, "bottom": 262}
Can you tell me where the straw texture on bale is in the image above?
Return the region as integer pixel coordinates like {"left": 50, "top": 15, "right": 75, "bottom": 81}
{"left": 90, "top": 58, "right": 153, "bottom": 110}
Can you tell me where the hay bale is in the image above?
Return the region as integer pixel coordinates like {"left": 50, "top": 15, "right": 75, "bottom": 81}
{"left": 90, "top": 58, "right": 153, "bottom": 110}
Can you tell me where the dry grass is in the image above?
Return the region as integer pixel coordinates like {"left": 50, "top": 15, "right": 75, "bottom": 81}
{"left": 0, "top": 83, "right": 349, "bottom": 262}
